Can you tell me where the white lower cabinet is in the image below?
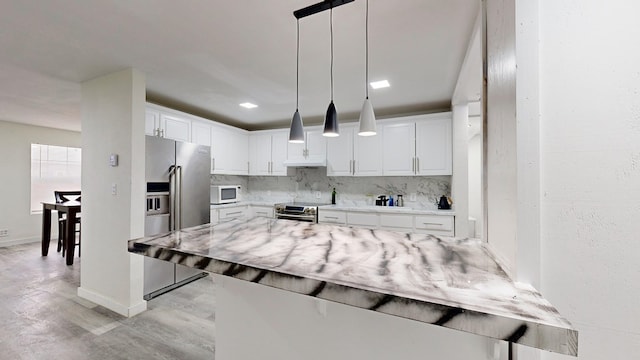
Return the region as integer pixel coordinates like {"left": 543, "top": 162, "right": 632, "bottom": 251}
{"left": 318, "top": 209, "right": 455, "bottom": 236}
{"left": 210, "top": 208, "right": 219, "bottom": 225}
{"left": 379, "top": 214, "right": 413, "bottom": 232}
{"left": 346, "top": 212, "right": 379, "bottom": 229}
{"left": 414, "top": 215, "right": 454, "bottom": 236}
{"left": 218, "top": 205, "right": 249, "bottom": 223}
{"left": 318, "top": 210, "right": 346, "bottom": 225}
{"left": 250, "top": 205, "right": 274, "bottom": 218}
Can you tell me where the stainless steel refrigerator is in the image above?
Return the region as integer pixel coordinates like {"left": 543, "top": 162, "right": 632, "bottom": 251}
{"left": 144, "top": 135, "right": 210, "bottom": 300}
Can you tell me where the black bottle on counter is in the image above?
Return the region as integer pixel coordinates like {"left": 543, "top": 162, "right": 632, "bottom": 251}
{"left": 331, "top": 188, "right": 337, "bottom": 205}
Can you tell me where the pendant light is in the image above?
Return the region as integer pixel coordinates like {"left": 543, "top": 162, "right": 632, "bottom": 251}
{"left": 323, "top": 6, "right": 339, "bottom": 137}
{"left": 289, "top": 19, "right": 305, "bottom": 143}
{"left": 358, "top": 0, "right": 376, "bottom": 136}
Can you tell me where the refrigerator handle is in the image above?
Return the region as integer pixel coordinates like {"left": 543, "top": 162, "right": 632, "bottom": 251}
{"left": 169, "top": 165, "right": 176, "bottom": 231}
{"left": 176, "top": 165, "right": 182, "bottom": 230}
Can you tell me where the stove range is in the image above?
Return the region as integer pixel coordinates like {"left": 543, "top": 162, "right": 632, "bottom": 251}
{"left": 273, "top": 202, "right": 328, "bottom": 223}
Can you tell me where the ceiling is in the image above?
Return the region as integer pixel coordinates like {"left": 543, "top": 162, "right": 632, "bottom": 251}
{"left": 0, "top": 0, "right": 481, "bottom": 132}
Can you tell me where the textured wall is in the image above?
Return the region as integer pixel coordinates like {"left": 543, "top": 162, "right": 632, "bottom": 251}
{"left": 539, "top": 1, "right": 640, "bottom": 359}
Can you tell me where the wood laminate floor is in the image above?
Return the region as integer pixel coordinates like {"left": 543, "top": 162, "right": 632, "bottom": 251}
{"left": 0, "top": 242, "right": 215, "bottom": 359}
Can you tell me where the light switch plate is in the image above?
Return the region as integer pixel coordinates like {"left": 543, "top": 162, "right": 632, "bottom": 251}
{"left": 109, "top": 154, "right": 119, "bottom": 167}
{"left": 315, "top": 191, "right": 321, "bottom": 199}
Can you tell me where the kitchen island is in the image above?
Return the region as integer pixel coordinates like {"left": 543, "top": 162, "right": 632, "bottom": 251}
{"left": 128, "top": 217, "right": 577, "bottom": 357}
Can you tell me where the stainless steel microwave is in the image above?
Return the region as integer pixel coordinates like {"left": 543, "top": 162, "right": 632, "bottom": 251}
{"left": 211, "top": 185, "right": 241, "bottom": 204}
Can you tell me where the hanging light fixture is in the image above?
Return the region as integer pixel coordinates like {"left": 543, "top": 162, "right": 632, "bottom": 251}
{"left": 358, "top": 0, "right": 376, "bottom": 136}
{"left": 289, "top": 19, "right": 305, "bottom": 143}
{"left": 323, "top": 5, "right": 339, "bottom": 137}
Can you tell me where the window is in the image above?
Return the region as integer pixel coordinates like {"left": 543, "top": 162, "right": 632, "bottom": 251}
{"left": 30, "top": 144, "right": 81, "bottom": 213}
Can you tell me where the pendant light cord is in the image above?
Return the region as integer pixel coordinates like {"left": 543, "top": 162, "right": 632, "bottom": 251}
{"left": 296, "top": 19, "right": 300, "bottom": 110}
{"left": 330, "top": 6, "right": 334, "bottom": 101}
{"left": 365, "top": 0, "right": 369, "bottom": 99}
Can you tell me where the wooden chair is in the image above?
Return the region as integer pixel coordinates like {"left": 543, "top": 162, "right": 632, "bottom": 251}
{"left": 54, "top": 191, "right": 81, "bottom": 257}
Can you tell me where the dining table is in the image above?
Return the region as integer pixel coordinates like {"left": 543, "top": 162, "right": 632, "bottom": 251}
{"left": 41, "top": 200, "right": 81, "bottom": 265}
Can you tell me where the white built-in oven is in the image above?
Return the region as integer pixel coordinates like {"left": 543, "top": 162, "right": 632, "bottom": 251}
{"left": 211, "top": 185, "right": 241, "bottom": 204}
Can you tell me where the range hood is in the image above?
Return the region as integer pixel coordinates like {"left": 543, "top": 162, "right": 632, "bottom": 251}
{"left": 283, "top": 158, "right": 327, "bottom": 167}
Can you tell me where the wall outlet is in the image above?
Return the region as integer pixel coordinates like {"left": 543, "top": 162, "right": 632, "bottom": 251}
{"left": 0, "top": 229, "right": 8, "bottom": 237}
{"left": 409, "top": 193, "right": 417, "bottom": 201}
{"left": 315, "top": 191, "right": 321, "bottom": 199}
{"left": 111, "top": 183, "right": 117, "bottom": 195}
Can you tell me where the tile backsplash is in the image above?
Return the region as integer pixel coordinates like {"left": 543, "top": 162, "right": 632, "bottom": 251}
{"left": 212, "top": 168, "right": 451, "bottom": 209}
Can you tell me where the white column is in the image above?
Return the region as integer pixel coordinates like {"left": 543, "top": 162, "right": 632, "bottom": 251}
{"left": 451, "top": 104, "right": 470, "bottom": 238}
{"left": 77, "top": 68, "right": 147, "bottom": 317}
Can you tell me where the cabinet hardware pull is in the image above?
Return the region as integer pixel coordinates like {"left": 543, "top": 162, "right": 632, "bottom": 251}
{"left": 325, "top": 216, "right": 339, "bottom": 219}
{"left": 352, "top": 160, "right": 356, "bottom": 175}
{"left": 412, "top": 157, "right": 415, "bottom": 173}
{"left": 227, "top": 211, "right": 242, "bottom": 216}
{"left": 211, "top": 158, "right": 215, "bottom": 171}
{"left": 416, "top": 157, "right": 420, "bottom": 173}
{"left": 423, "top": 222, "right": 443, "bottom": 226}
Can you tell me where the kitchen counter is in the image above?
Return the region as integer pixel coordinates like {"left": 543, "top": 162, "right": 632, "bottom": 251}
{"left": 128, "top": 217, "right": 577, "bottom": 356}
{"left": 320, "top": 204, "right": 455, "bottom": 215}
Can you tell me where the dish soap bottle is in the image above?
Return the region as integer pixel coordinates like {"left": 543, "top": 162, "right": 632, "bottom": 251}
{"left": 389, "top": 195, "right": 394, "bottom": 207}
{"left": 331, "top": 188, "right": 337, "bottom": 205}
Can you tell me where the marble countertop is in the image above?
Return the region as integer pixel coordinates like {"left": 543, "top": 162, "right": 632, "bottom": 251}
{"left": 320, "top": 204, "right": 456, "bottom": 216}
{"left": 128, "top": 217, "right": 577, "bottom": 356}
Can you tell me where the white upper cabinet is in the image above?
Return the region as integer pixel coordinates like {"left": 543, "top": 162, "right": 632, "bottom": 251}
{"left": 415, "top": 117, "right": 452, "bottom": 175}
{"left": 145, "top": 105, "right": 191, "bottom": 142}
{"left": 212, "top": 124, "right": 249, "bottom": 175}
{"left": 382, "top": 114, "right": 452, "bottom": 176}
{"left": 191, "top": 121, "right": 212, "bottom": 147}
{"left": 326, "top": 124, "right": 382, "bottom": 176}
{"left": 326, "top": 125, "right": 355, "bottom": 176}
{"left": 285, "top": 126, "right": 327, "bottom": 165}
{"left": 382, "top": 122, "right": 416, "bottom": 176}
{"left": 249, "top": 130, "right": 288, "bottom": 176}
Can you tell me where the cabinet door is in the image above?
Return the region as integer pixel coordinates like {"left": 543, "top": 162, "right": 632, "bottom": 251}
{"left": 270, "top": 131, "right": 289, "bottom": 175}
{"left": 145, "top": 109, "right": 160, "bottom": 136}
{"left": 191, "top": 122, "right": 212, "bottom": 146}
{"left": 354, "top": 127, "right": 383, "bottom": 176}
{"left": 382, "top": 122, "right": 416, "bottom": 176}
{"left": 416, "top": 118, "right": 452, "bottom": 175}
{"left": 160, "top": 114, "right": 191, "bottom": 142}
{"left": 305, "top": 128, "right": 327, "bottom": 162}
{"left": 229, "top": 130, "right": 249, "bottom": 175}
{"left": 249, "top": 133, "right": 272, "bottom": 175}
{"left": 326, "top": 126, "right": 354, "bottom": 176}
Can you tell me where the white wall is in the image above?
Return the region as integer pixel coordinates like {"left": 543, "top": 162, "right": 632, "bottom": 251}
{"left": 538, "top": 1, "right": 640, "bottom": 358}
{"left": 77, "top": 68, "right": 147, "bottom": 317}
{"left": 468, "top": 132, "right": 483, "bottom": 238}
{"left": 486, "top": 0, "right": 518, "bottom": 277}
{"left": 0, "top": 121, "right": 80, "bottom": 246}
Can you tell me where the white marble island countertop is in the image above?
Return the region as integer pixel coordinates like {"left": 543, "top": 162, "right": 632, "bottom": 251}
{"left": 128, "top": 217, "right": 577, "bottom": 356}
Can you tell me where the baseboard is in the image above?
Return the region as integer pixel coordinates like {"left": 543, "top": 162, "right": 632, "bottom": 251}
{"left": 0, "top": 236, "right": 40, "bottom": 248}
{"left": 77, "top": 287, "right": 147, "bottom": 318}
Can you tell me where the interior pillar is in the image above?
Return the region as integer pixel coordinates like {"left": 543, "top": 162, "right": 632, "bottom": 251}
{"left": 77, "top": 68, "right": 147, "bottom": 317}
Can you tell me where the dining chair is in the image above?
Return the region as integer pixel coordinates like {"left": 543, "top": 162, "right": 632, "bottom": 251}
{"left": 54, "top": 191, "right": 81, "bottom": 257}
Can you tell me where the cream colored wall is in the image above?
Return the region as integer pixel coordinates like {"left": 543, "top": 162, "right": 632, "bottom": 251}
{"left": 0, "top": 120, "right": 80, "bottom": 247}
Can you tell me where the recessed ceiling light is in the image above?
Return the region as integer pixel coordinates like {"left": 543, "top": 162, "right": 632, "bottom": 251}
{"left": 370, "top": 80, "right": 390, "bottom": 89}
{"left": 239, "top": 102, "right": 258, "bottom": 109}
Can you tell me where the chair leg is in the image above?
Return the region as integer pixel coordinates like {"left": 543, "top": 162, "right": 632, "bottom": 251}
{"left": 57, "top": 220, "right": 64, "bottom": 252}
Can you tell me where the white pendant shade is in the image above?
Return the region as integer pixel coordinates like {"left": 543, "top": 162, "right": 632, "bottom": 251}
{"left": 289, "top": 110, "right": 304, "bottom": 143}
{"left": 358, "top": 98, "right": 376, "bottom": 136}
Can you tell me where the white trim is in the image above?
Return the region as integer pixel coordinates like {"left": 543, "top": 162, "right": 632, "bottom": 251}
{"left": 77, "top": 287, "right": 147, "bottom": 318}
{"left": 0, "top": 236, "right": 40, "bottom": 248}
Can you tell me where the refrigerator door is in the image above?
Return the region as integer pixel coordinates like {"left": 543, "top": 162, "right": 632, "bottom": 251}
{"left": 145, "top": 136, "right": 176, "bottom": 183}
{"left": 175, "top": 141, "right": 211, "bottom": 229}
